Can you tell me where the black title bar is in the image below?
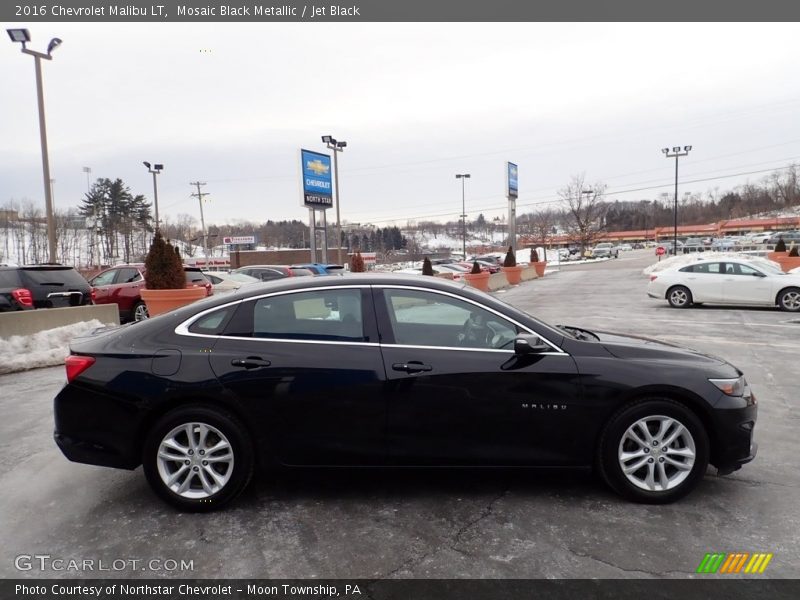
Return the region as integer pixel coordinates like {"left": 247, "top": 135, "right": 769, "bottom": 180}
{"left": 4, "top": 0, "right": 800, "bottom": 22}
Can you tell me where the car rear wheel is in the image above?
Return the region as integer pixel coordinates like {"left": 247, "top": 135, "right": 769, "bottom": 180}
{"left": 143, "top": 405, "right": 254, "bottom": 512}
{"left": 598, "top": 399, "right": 709, "bottom": 503}
{"left": 667, "top": 286, "right": 692, "bottom": 308}
{"left": 777, "top": 287, "right": 800, "bottom": 312}
{"left": 133, "top": 301, "right": 149, "bottom": 321}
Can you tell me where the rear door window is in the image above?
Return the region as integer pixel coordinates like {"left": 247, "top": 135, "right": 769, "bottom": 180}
{"left": 225, "top": 289, "right": 366, "bottom": 342}
{"left": 116, "top": 268, "right": 142, "bottom": 283}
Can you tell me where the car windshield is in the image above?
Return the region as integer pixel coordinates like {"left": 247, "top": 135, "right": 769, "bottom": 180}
{"left": 751, "top": 259, "right": 785, "bottom": 275}
{"left": 229, "top": 273, "right": 259, "bottom": 283}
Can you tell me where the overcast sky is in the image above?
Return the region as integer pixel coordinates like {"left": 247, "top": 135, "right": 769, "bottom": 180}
{"left": 3, "top": 22, "right": 800, "bottom": 230}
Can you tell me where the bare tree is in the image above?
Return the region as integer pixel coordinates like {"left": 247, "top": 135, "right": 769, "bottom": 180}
{"left": 528, "top": 210, "right": 557, "bottom": 248}
{"left": 558, "top": 173, "right": 608, "bottom": 254}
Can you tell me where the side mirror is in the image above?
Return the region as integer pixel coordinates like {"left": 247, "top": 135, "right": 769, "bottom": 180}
{"left": 513, "top": 334, "right": 551, "bottom": 355}
{"left": 753, "top": 272, "right": 766, "bottom": 278}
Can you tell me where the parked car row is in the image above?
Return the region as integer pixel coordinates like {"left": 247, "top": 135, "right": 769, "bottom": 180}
{"left": 2, "top": 261, "right": 350, "bottom": 320}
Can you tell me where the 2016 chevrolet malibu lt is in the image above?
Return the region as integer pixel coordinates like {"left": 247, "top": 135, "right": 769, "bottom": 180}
{"left": 54, "top": 274, "right": 757, "bottom": 511}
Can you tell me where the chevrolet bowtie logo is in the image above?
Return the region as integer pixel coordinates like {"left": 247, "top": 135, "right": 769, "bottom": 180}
{"left": 307, "top": 159, "right": 329, "bottom": 176}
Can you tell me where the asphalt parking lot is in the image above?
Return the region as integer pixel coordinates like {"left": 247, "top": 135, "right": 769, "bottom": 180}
{"left": 1, "top": 249, "right": 797, "bottom": 579}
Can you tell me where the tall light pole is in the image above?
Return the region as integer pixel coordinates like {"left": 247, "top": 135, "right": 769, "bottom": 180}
{"left": 456, "top": 174, "right": 471, "bottom": 259}
{"left": 143, "top": 162, "right": 164, "bottom": 231}
{"left": 83, "top": 166, "right": 101, "bottom": 269}
{"left": 662, "top": 146, "right": 692, "bottom": 256}
{"left": 7, "top": 28, "right": 62, "bottom": 263}
{"left": 322, "top": 135, "right": 347, "bottom": 265}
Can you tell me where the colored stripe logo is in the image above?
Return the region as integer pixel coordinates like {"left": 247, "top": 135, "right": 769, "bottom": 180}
{"left": 696, "top": 552, "right": 773, "bottom": 574}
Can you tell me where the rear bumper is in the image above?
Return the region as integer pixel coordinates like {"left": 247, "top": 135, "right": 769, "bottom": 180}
{"left": 53, "top": 383, "right": 142, "bottom": 470}
{"left": 54, "top": 432, "right": 138, "bottom": 470}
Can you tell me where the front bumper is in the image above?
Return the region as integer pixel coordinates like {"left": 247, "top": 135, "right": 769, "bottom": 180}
{"left": 710, "top": 399, "right": 757, "bottom": 475}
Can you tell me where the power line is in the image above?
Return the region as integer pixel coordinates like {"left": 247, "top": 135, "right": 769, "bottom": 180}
{"left": 363, "top": 162, "right": 800, "bottom": 225}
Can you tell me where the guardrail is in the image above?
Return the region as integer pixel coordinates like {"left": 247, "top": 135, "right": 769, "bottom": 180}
{"left": 0, "top": 304, "right": 119, "bottom": 339}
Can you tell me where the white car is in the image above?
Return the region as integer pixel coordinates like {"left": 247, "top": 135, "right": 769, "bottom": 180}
{"left": 203, "top": 271, "right": 259, "bottom": 292}
{"left": 647, "top": 257, "right": 800, "bottom": 311}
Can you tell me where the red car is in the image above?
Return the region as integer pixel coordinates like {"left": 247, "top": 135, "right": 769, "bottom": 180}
{"left": 90, "top": 264, "right": 212, "bottom": 322}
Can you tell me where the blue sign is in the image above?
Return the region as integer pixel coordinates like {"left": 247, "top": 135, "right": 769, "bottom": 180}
{"left": 300, "top": 149, "right": 333, "bottom": 208}
{"left": 507, "top": 162, "right": 518, "bottom": 198}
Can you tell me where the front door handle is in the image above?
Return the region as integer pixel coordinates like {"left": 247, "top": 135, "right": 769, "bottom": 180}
{"left": 392, "top": 361, "right": 433, "bottom": 374}
{"left": 231, "top": 357, "right": 272, "bottom": 369}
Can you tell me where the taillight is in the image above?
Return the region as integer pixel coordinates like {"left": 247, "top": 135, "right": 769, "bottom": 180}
{"left": 649, "top": 275, "right": 658, "bottom": 281}
{"left": 65, "top": 355, "right": 96, "bottom": 383}
{"left": 11, "top": 288, "right": 33, "bottom": 307}
{"left": 90, "top": 288, "right": 97, "bottom": 301}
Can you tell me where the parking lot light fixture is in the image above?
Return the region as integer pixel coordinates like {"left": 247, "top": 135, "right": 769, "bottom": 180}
{"left": 323, "top": 135, "right": 347, "bottom": 265}
{"left": 144, "top": 162, "right": 164, "bottom": 230}
{"left": 8, "top": 28, "right": 62, "bottom": 263}
{"left": 456, "top": 174, "right": 471, "bottom": 259}
{"left": 662, "top": 146, "right": 692, "bottom": 256}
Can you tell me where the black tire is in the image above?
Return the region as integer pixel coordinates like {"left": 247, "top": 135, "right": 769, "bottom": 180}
{"left": 142, "top": 405, "right": 254, "bottom": 512}
{"left": 132, "top": 301, "right": 149, "bottom": 322}
{"left": 777, "top": 287, "right": 800, "bottom": 312}
{"left": 666, "top": 285, "right": 693, "bottom": 308}
{"left": 598, "top": 399, "right": 709, "bottom": 504}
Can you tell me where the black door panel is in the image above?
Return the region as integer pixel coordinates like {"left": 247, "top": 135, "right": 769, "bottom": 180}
{"left": 208, "top": 288, "right": 388, "bottom": 466}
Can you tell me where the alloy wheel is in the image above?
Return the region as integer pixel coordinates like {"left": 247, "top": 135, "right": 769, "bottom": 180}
{"left": 669, "top": 288, "right": 689, "bottom": 307}
{"left": 134, "top": 302, "right": 149, "bottom": 321}
{"left": 780, "top": 290, "right": 800, "bottom": 311}
{"left": 617, "top": 415, "right": 696, "bottom": 492}
{"left": 156, "top": 422, "right": 234, "bottom": 499}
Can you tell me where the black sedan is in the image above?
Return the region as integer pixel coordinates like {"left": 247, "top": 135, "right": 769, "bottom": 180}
{"left": 54, "top": 274, "right": 757, "bottom": 511}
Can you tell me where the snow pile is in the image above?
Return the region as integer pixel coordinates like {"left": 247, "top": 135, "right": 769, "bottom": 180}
{"left": 0, "top": 320, "right": 107, "bottom": 375}
{"left": 643, "top": 252, "right": 779, "bottom": 275}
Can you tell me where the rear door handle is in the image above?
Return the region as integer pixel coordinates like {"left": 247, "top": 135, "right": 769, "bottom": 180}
{"left": 392, "top": 361, "right": 433, "bottom": 374}
{"left": 231, "top": 357, "right": 271, "bottom": 369}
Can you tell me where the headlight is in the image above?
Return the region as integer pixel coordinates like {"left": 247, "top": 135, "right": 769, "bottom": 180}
{"left": 709, "top": 376, "right": 746, "bottom": 397}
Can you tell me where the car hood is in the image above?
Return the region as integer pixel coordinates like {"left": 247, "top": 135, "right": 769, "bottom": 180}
{"left": 564, "top": 326, "right": 729, "bottom": 366}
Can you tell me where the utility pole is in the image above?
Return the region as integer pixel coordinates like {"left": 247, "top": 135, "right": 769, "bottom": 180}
{"left": 190, "top": 181, "right": 210, "bottom": 268}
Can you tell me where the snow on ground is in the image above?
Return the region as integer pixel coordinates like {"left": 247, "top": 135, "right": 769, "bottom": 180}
{"left": 642, "top": 251, "right": 779, "bottom": 275}
{"left": 0, "top": 320, "right": 107, "bottom": 375}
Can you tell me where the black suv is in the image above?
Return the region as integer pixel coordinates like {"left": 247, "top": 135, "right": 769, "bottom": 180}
{"left": 0, "top": 265, "right": 92, "bottom": 312}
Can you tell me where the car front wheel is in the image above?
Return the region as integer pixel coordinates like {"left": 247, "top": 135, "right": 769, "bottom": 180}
{"left": 143, "top": 406, "right": 254, "bottom": 512}
{"left": 598, "top": 399, "right": 709, "bottom": 503}
{"left": 667, "top": 286, "right": 692, "bottom": 308}
{"left": 777, "top": 287, "right": 800, "bottom": 312}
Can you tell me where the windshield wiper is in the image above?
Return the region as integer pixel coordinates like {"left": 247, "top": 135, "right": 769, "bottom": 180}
{"left": 557, "top": 324, "right": 598, "bottom": 341}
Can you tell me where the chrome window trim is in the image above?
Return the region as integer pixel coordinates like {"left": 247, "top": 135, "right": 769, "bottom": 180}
{"left": 383, "top": 343, "right": 567, "bottom": 356}
{"left": 377, "top": 284, "right": 568, "bottom": 355}
{"left": 174, "top": 282, "right": 568, "bottom": 355}
{"left": 175, "top": 285, "right": 375, "bottom": 344}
